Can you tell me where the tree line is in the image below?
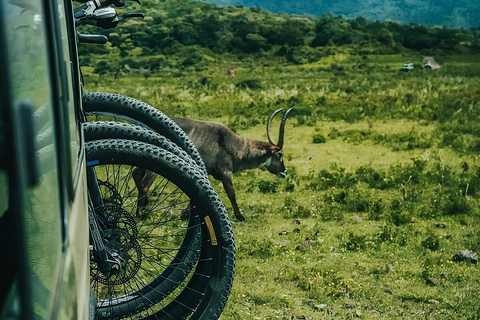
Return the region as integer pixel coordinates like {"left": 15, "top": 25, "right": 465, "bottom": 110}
{"left": 77, "top": 0, "right": 480, "bottom": 73}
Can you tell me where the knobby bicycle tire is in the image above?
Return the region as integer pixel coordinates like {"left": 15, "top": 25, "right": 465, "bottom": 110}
{"left": 84, "top": 122, "right": 232, "bottom": 319}
{"left": 84, "top": 121, "right": 203, "bottom": 317}
{"left": 83, "top": 121, "right": 199, "bottom": 175}
{"left": 86, "top": 139, "right": 235, "bottom": 320}
{"left": 82, "top": 92, "right": 207, "bottom": 175}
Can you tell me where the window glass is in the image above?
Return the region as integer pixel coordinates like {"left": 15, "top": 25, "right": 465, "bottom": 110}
{"left": 56, "top": 0, "right": 81, "bottom": 185}
{"left": 0, "top": 105, "right": 6, "bottom": 214}
{"left": 3, "top": 0, "right": 62, "bottom": 317}
{"left": 0, "top": 171, "right": 7, "bottom": 217}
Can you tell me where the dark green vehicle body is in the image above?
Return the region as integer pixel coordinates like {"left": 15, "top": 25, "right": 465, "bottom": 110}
{"left": 0, "top": 0, "right": 91, "bottom": 319}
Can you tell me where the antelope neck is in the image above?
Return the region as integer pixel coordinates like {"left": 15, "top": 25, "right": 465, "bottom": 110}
{"left": 233, "top": 140, "right": 271, "bottom": 173}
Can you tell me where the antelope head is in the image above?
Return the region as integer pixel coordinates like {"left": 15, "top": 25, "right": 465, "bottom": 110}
{"left": 264, "top": 107, "right": 294, "bottom": 178}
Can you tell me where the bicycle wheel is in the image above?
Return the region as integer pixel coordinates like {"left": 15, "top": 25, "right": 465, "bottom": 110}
{"left": 84, "top": 122, "right": 229, "bottom": 319}
{"left": 86, "top": 139, "right": 235, "bottom": 319}
{"left": 84, "top": 121, "right": 201, "bottom": 209}
{"left": 82, "top": 92, "right": 207, "bottom": 175}
{"left": 83, "top": 121, "right": 197, "bottom": 170}
{"left": 85, "top": 121, "right": 203, "bottom": 315}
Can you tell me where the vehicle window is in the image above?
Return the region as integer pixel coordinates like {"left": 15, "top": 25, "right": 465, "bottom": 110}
{"left": 0, "top": 172, "right": 6, "bottom": 216}
{"left": 56, "top": 0, "right": 82, "bottom": 189}
{"left": 0, "top": 131, "right": 6, "bottom": 216}
{"left": 2, "top": 1, "right": 63, "bottom": 317}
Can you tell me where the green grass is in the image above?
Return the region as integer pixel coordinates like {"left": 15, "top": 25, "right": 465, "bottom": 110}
{"left": 84, "top": 53, "right": 480, "bottom": 319}
{"left": 219, "top": 121, "right": 480, "bottom": 319}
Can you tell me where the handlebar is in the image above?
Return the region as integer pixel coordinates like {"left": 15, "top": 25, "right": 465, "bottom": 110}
{"left": 77, "top": 32, "right": 108, "bottom": 44}
{"left": 74, "top": 0, "right": 141, "bottom": 8}
{"left": 74, "top": 0, "right": 144, "bottom": 43}
{"left": 99, "top": 12, "right": 144, "bottom": 29}
{"left": 73, "top": 0, "right": 141, "bottom": 20}
{"left": 74, "top": 0, "right": 144, "bottom": 29}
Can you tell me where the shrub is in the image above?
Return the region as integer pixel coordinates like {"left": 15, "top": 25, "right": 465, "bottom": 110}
{"left": 345, "top": 186, "right": 371, "bottom": 213}
{"left": 328, "top": 127, "right": 340, "bottom": 139}
{"left": 309, "top": 164, "right": 357, "bottom": 191}
{"left": 390, "top": 209, "right": 413, "bottom": 226}
{"left": 283, "top": 196, "right": 298, "bottom": 211}
{"left": 247, "top": 239, "right": 275, "bottom": 259}
{"left": 284, "top": 179, "right": 296, "bottom": 192}
{"left": 466, "top": 168, "right": 480, "bottom": 196}
{"left": 236, "top": 79, "right": 262, "bottom": 90}
{"left": 355, "top": 166, "right": 388, "bottom": 189}
{"left": 318, "top": 202, "right": 344, "bottom": 221}
{"left": 375, "top": 225, "right": 408, "bottom": 246}
{"left": 390, "top": 157, "right": 427, "bottom": 185}
{"left": 441, "top": 191, "right": 471, "bottom": 216}
{"left": 294, "top": 205, "right": 313, "bottom": 219}
{"left": 283, "top": 196, "right": 312, "bottom": 219}
{"left": 342, "top": 232, "right": 368, "bottom": 251}
{"left": 368, "top": 200, "right": 385, "bottom": 220}
{"left": 258, "top": 180, "right": 278, "bottom": 193}
{"left": 312, "top": 134, "right": 327, "bottom": 144}
{"left": 421, "top": 234, "right": 440, "bottom": 251}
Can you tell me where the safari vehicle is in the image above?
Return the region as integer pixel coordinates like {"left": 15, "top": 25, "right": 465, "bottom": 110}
{"left": 401, "top": 62, "right": 414, "bottom": 71}
{"left": 0, "top": 0, "right": 92, "bottom": 319}
{"left": 1, "top": 0, "right": 235, "bottom": 318}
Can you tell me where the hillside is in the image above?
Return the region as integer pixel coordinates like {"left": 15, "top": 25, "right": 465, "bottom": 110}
{"left": 78, "top": 0, "right": 480, "bottom": 77}
{"left": 199, "top": 0, "right": 480, "bottom": 28}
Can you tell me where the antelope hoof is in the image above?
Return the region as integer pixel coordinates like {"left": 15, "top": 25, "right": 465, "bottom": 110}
{"left": 235, "top": 214, "right": 246, "bottom": 222}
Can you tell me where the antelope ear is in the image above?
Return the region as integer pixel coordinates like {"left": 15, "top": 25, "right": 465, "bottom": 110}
{"left": 269, "top": 145, "right": 281, "bottom": 152}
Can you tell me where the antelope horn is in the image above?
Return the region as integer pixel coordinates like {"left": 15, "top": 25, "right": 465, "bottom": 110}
{"left": 276, "top": 107, "right": 294, "bottom": 150}
{"left": 266, "top": 108, "right": 284, "bottom": 145}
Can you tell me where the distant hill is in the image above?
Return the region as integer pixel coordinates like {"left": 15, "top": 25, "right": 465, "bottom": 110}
{"left": 198, "top": 0, "right": 480, "bottom": 28}
{"left": 78, "top": 0, "right": 480, "bottom": 78}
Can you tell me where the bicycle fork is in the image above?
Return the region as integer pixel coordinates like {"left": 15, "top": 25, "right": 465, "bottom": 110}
{"left": 87, "top": 166, "right": 123, "bottom": 276}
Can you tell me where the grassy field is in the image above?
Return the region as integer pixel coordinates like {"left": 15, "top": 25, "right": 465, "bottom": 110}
{"left": 84, "top": 52, "right": 480, "bottom": 319}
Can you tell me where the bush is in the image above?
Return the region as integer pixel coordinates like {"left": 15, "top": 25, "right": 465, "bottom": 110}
{"left": 441, "top": 191, "right": 471, "bottom": 216}
{"left": 246, "top": 239, "right": 275, "bottom": 259}
{"left": 283, "top": 197, "right": 312, "bottom": 219}
{"left": 318, "top": 202, "right": 344, "bottom": 221}
{"left": 236, "top": 79, "right": 262, "bottom": 90}
{"left": 375, "top": 225, "right": 408, "bottom": 246}
{"left": 284, "top": 179, "right": 296, "bottom": 192}
{"left": 390, "top": 209, "right": 413, "bottom": 226}
{"left": 309, "top": 164, "right": 357, "bottom": 191}
{"left": 355, "top": 166, "right": 388, "bottom": 189}
{"left": 421, "top": 234, "right": 440, "bottom": 251}
{"left": 258, "top": 180, "right": 278, "bottom": 193}
{"left": 312, "top": 134, "right": 326, "bottom": 144}
{"left": 343, "top": 232, "right": 368, "bottom": 251}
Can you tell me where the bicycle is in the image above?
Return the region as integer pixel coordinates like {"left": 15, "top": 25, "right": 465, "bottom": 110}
{"left": 73, "top": 0, "right": 236, "bottom": 318}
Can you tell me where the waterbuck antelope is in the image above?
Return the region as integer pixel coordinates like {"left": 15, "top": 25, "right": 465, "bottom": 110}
{"left": 133, "top": 107, "right": 293, "bottom": 222}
